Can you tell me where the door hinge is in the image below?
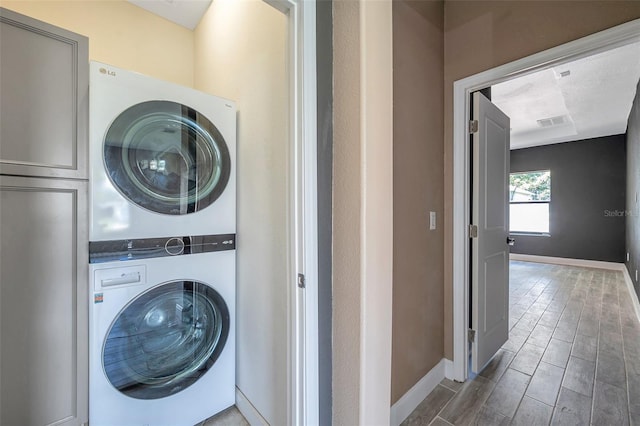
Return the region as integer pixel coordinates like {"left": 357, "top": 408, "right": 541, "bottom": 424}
{"left": 468, "top": 329, "right": 476, "bottom": 342}
{"left": 469, "top": 120, "right": 478, "bottom": 134}
{"left": 469, "top": 224, "right": 478, "bottom": 238}
{"left": 297, "top": 273, "right": 306, "bottom": 289}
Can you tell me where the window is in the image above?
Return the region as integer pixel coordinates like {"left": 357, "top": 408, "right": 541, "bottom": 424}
{"left": 509, "top": 170, "right": 550, "bottom": 234}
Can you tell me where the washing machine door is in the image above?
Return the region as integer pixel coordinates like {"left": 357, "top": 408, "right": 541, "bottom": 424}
{"left": 103, "top": 280, "right": 229, "bottom": 399}
{"left": 103, "top": 101, "right": 231, "bottom": 215}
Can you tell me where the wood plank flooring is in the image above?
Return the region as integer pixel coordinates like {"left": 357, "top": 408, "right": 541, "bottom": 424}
{"left": 402, "top": 261, "right": 640, "bottom": 426}
{"left": 199, "top": 406, "right": 249, "bottom": 426}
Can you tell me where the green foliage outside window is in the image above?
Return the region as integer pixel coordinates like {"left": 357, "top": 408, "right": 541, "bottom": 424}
{"left": 509, "top": 171, "right": 550, "bottom": 201}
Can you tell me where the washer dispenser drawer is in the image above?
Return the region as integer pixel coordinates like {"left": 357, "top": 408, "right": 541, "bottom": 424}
{"left": 94, "top": 264, "right": 147, "bottom": 291}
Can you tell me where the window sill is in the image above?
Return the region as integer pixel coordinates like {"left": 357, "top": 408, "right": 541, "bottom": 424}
{"left": 509, "top": 232, "right": 551, "bottom": 237}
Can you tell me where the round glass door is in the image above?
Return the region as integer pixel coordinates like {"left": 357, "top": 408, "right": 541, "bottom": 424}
{"left": 104, "top": 101, "right": 231, "bottom": 215}
{"left": 103, "top": 280, "right": 229, "bottom": 399}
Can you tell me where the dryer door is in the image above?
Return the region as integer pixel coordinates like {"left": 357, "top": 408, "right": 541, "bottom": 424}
{"left": 103, "top": 280, "right": 229, "bottom": 399}
{"left": 103, "top": 101, "right": 231, "bottom": 215}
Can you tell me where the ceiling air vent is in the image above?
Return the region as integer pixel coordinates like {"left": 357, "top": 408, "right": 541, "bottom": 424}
{"left": 537, "top": 115, "right": 568, "bottom": 128}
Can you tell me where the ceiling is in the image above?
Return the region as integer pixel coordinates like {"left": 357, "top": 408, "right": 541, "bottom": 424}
{"left": 492, "top": 41, "right": 640, "bottom": 150}
{"left": 127, "top": 0, "right": 212, "bottom": 30}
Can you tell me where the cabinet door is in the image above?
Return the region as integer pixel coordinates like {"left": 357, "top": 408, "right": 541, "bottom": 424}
{"left": 0, "top": 175, "right": 88, "bottom": 426}
{"left": 0, "top": 8, "right": 88, "bottom": 179}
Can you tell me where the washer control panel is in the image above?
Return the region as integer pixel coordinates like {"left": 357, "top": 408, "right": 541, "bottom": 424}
{"left": 89, "top": 233, "right": 236, "bottom": 263}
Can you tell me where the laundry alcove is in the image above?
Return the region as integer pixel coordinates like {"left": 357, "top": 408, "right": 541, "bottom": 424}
{"left": 0, "top": 1, "right": 289, "bottom": 424}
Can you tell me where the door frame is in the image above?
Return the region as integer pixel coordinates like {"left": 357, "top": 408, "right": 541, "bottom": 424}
{"left": 263, "top": 0, "right": 318, "bottom": 424}
{"left": 452, "top": 18, "right": 640, "bottom": 382}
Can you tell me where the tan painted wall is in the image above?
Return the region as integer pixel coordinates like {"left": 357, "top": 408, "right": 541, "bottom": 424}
{"left": 333, "top": 0, "right": 394, "bottom": 422}
{"left": 1, "top": 0, "right": 194, "bottom": 87}
{"left": 391, "top": 0, "right": 444, "bottom": 405}
{"left": 332, "top": 1, "right": 362, "bottom": 423}
{"left": 193, "top": 1, "right": 288, "bottom": 424}
{"left": 443, "top": 1, "right": 640, "bottom": 358}
{"left": 358, "top": 1, "right": 394, "bottom": 422}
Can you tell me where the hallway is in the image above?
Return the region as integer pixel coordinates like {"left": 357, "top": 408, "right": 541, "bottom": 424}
{"left": 402, "top": 261, "right": 640, "bottom": 425}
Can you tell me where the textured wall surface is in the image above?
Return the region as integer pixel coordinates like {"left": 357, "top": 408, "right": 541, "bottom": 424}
{"left": 510, "top": 136, "right": 626, "bottom": 262}
{"left": 391, "top": 0, "right": 445, "bottom": 405}
{"left": 626, "top": 79, "right": 640, "bottom": 298}
{"left": 332, "top": 0, "right": 394, "bottom": 423}
{"left": 194, "top": 2, "right": 288, "bottom": 424}
{"left": 332, "top": 1, "right": 362, "bottom": 423}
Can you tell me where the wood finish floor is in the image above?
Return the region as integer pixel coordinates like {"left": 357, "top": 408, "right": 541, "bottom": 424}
{"left": 199, "top": 405, "right": 249, "bottom": 426}
{"left": 403, "top": 261, "right": 640, "bottom": 426}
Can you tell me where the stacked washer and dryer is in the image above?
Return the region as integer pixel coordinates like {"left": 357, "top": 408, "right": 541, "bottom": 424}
{"left": 88, "top": 62, "right": 236, "bottom": 425}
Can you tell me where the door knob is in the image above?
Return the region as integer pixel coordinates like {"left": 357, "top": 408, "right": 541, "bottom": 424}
{"left": 507, "top": 237, "right": 515, "bottom": 246}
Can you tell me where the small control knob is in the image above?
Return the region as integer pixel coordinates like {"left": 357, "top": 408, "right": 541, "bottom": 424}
{"left": 165, "top": 237, "right": 185, "bottom": 255}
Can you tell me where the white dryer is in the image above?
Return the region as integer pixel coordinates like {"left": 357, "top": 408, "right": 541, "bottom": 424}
{"left": 90, "top": 61, "right": 236, "bottom": 241}
{"left": 89, "top": 247, "right": 235, "bottom": 426}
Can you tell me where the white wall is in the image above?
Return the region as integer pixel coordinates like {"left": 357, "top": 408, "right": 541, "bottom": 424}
{"left": 194, "top": 1, "right": 288, "bottom": 424}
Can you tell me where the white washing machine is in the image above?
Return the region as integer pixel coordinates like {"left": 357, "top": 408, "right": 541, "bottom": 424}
{"left": 90, "top": 61, "right": 236, "bottom": 241}
{"left": 89, "top": 246, "right": 235, "bottom": 426}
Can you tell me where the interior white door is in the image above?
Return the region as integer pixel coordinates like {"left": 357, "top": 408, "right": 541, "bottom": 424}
{"left": 471, "top": 91, "right": 510, "bottom": 373}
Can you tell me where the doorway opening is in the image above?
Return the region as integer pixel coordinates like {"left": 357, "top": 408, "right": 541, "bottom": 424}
{"left": 452, "top": 18, "right": 640, "bottom": 382}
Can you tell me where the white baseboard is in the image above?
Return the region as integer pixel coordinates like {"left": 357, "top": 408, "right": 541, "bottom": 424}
{"left": 236, "top": 387, "right": 269, "bottom": 426}
{"left": 621, "top": 267, "right": 640, "bottom": 324}
{"left": 444, "top": 359, "right": 455, "bottom": 380}
{"left": 509, "top": 253, "right": 624, "bottom": 271}
{"left": 390, "top": 358, "right": 446, "bottom": 426}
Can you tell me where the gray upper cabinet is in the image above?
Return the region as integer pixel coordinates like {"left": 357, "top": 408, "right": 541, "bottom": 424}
{"left": 0, "top": 8, "right": 88, "bottom": 179}
{"left": 0, "top": 8, "right": 89, "bottom": 426}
